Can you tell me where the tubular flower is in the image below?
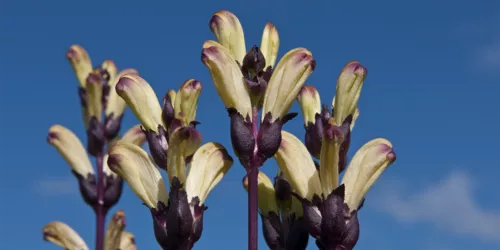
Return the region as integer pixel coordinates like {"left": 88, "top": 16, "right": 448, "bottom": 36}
{"left": 275, "top": 131, "right": 396, "bottom": 250}
{"left": 243, "top": 171, "right": 309, "bottom": 250}
{"left": 104, "top": 65, "right": 139, "bottom": 140}
{"left": 296, "top": 61, "right": 367, "bottom": 173}
{"left": 47, "top": 125, "right": 97, "bottom": 206}
{"left": 205, "top": 10, "right": 314, "bottom": 167}
{"left": 116, "top": 74, "right": 204, "bottom": 171}
{"left": 43, "top": 221, "right": 89, "bottom": 250}
{"left": 108, "top": 141, "right": 233, "bottom": 249}
{"left": 47, "top": 123, "right": 146, "bottom": 209}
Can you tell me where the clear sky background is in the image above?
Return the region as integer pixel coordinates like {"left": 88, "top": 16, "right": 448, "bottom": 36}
{"left": 1, "top": 0, "right": 499, "bottom": 249}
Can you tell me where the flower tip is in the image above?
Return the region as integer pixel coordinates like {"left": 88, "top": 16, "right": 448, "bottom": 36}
{"left": 46, "top": 131, "right": 58, "bottom": 144}
{"left": 115, "top": 75, "right": 134, "bottom": 93}
{"left": 181, "top": 79, "right": 203, "bottom": 90}
{"left": 112, "top": 210, "right": 126, "bottom": 225}
{"left": 209, "top": 14, "right": 223, "bottom": 31}
{"left": 343, "top": 61, "right": 367, "bottom": 76}
{"left": 265, "top": 22, "right": 276, "bottom": 30}
{"left": 66, "top": 44, "right": 86, "bottom": 59}
{"left": 298, "top": 85, "right": 318, "bottom": 97}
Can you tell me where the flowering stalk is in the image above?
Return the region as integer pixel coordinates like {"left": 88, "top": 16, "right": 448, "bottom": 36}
{"left": 44, "top": 45, "right": 144, "bottom": 250}
{"left": 205, "top": 10, "right": 315, "bottom": 249}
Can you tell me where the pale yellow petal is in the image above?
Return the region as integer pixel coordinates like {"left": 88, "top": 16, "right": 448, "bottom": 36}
{"left": 297, "top": 85, "right": 321, "bottom": 124}
{"left": 174, "top": 79, "right": 202, "bottom": 126}
{"left": 260, "top": 22, "right": 280, "bottom": 69}
{"left": 115, "top": 74, "right": 164, "bottom": 132}
{"left": 319, "top": 118, "right": 344, "bottom": 195}
{"left": 120, "top": 124, "right": 146, "bottom": 146}
{"left": 105, "top": 68, "right": 138, "bottom": 117}
{"left": 43, "top": 221, "right": 89, "bottom": 250}
{"left": 341, "top": 138, "right": 396, "bottom": 211}
{"left": 166, "top": 128, "right": 202, "bottom": 184}
{"left": 202, "top": 40, "right": 252, "bottom": 119}
{"left": 48, "top": 125, "right": 94, "bottom": 176}
{"left": 262, "top": 48, "right": 315, "bottom": 121}
{"left": 185, "top": 142, "right": 233, "bottom": 204}
{"left": 86, "top": 71, "right": 104, "bottom": 121}
{"left": 66, "top": 45, "right": 93, "bottom": 88}
{"left": 332, "top": 61, "right": 367, "bottom": 126}
{"left": 209, "top": 10, "right": 247, "bottom": 63}
{"left": 119, "top": 231, "right": 136, "bottom": 250}
{"left": 104, "top": 210, "right": 125, "bottom": 250}
{"left": 108, "top": 141, "right": 169, "bottom": 208}
{"left": 274, "top": 131, "right": 322, "bottom": 200}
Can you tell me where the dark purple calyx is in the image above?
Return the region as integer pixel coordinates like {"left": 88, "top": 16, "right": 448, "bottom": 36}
{"left": 227, "top": 108, "right": 255, "bottom": 167}
{"left": 71, "top": 170, "right": 97, "bottom": 208}
{"left": 304, "top": 113, "right": 324, "bottom": 159}
{"left": 104, "top": 113, "right": 124, "bottom": 140}
{"left": 256, "top": 112, "right": 297, "bottom": 165}
{"left": 102, "top": 174, "right": 123, "bottom": 209}
{"left": 144, "top": 125, "right": 168, "bottom": 170}
{"left": 87, "top": 117, "right": 106, "bottom": 156}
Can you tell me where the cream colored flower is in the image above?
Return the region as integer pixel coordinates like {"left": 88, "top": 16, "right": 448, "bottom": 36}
{"left": 43, "top": 221, "right": 88, "bottom": 250}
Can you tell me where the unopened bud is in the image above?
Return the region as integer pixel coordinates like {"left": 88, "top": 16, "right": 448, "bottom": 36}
{"left": 227, "top": 108, "right": 255, "bottom": 166}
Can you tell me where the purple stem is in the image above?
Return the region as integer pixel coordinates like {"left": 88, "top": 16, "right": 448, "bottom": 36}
{"left": 248, "top": 107, "right": 259, "bottom": 250}
{"left": 95, "top": 151, "right": 107, "bottom": 250}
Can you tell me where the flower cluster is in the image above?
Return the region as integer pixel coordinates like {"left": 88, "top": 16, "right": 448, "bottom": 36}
{"left": 109, "top": 73, "right": 233, "bottom": 249}
{"left": 43, "top": 210, "right": 136, "bottom": 250}
{"left": 203, "top": 10, "right": 316, "bottom": 167}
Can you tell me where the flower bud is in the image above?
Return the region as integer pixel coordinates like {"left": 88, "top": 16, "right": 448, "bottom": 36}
{"left": 260, "top": 22, "right": 280, "bottom": 69}
{"left": 227, "top": 108, "right": 255, "bottom": 166}
{"left": 319, "top": 118, "right": 344, "bottom": 196}
{"left": 185, "top": 142, "right": 233, "bottom": 204}
{"left": 202, "top": 40, "right": 252, "bottom": 120}
{"left": 333, "top": 61, "right": 367, "bottom": 126}
{"left": 66, "top": 45, "right": 93, "bottom": 88}
{"left": 174, "top": 79, "right": 202, "bottom": 126}
{"left": 242, "top": 45, "right": 266, "bottom": 76}
{"left": 165, "top": 177, "right": 194, "bottom": 248}
{"left": 43, "top": 221, "right": 89, "bottom": 250}
{"left": 274, "top": 131, "right": 322, "bottom": 200}
{"left": 162, "top": 89, "right": 176, "bottom": 128}
{"left": 108, "top": 141, "right": 169, "bottom": 209}
{"left": 166, "top": 127, "right": 202, "bottom": 184}
{"left": 104, "top": 210, "right": 126, "bottom": 250}
{"left": 85, "top": 70, "right": 105, "bottom": 122}
{"left": 209, "top": 10, "right": 247, "bottom": 63}
{"left": 341, "top": 138, "right": 396, "bottom": 212}
{"left": 262, "top": 48, "right": 315, "bottom": 122}
{"left": 297, "top": 85, "right": 321, "bottom": 125}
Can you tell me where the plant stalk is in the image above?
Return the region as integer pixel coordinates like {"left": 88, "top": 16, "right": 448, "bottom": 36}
{"left": 248, "top": 107, "right": 259, "bottom": 250}
{"left": 95, "top": 151, "right": 107, "bottom": 250}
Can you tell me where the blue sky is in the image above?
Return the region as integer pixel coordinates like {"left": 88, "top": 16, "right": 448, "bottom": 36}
{"left": 1, "top": 0, "right": 499, "bottom": 249}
